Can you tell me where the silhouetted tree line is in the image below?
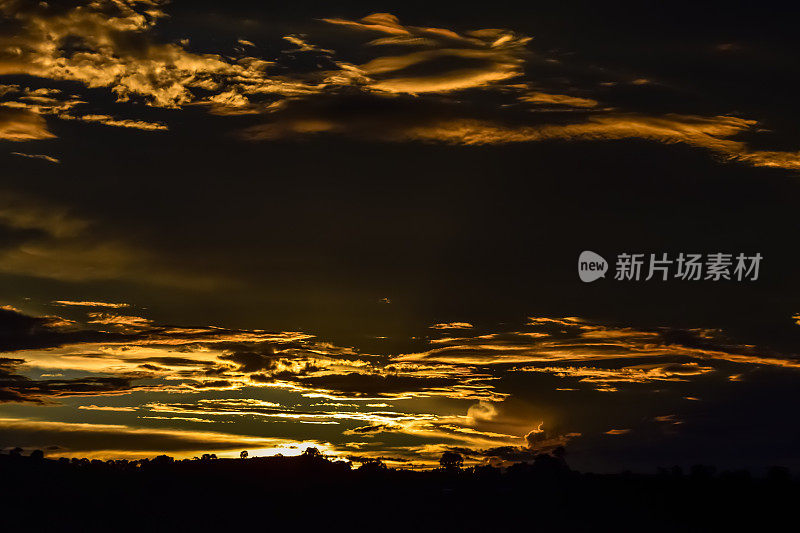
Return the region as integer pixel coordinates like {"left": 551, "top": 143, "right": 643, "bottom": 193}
{"left": 0, "top": 446, "right": 796, "bottom": 532}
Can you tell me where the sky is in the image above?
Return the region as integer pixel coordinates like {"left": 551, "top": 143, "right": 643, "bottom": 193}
{"left": 0, "top": 0, "right": 799, "bottom": 472}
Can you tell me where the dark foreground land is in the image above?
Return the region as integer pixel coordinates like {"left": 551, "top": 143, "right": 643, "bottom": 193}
{"left": 1, "top": 449, "right": 796, "bottom": 532}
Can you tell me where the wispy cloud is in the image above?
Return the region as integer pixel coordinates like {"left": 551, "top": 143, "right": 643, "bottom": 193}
{"left": 10, "top": 151, "right": 59, "bottom": 163}
{"left": 430, "top": 322, "right": 474, "bottom": 330}
{"left": 322, "top": 13, "right": 530, "bottom": 94}
{"left": 87, "top": 313, "right": 153, "bottom": 328}
{"left": 52, "top": 301, "right": 130, "bottom": 309}
{"left": 520, "top": 91, "right": 599, "bottom": 108}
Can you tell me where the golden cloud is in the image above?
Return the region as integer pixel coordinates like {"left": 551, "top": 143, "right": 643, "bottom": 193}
{"left": 323, "top": 13, "right": 531, "bottom": 95}
{"left": 0, "top": 107, "right": 54, "bottom": 140}
{"left": 0, "top": 416, "right": 330, "bottom": 459}
{"left": 520, "top": 91, "right": 599, "bottom": 108}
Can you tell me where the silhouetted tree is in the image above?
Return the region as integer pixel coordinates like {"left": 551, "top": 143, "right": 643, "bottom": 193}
{"left": 473, "top": 464, "right": 500, "bottom": 480}
{"left": 9, "top": 447, "right": 23, "bottom": 457}
{"left": 357, "top": 459, "right": 387, "bottom": 474}
{"left": 152, "top": 455, "right": 174, "bottom": 466}
{"left": 30, "top": 449, "right": 44, "bottom": 461}
{"left": 439, "top": 451, "right": 464, "bottom": 471}
{"left": 302, "top": 447, "right": 322, "bottom": 458}
{"left": 528, "top": 452, "right": 571, "bottom": 477}
{"left": 240, "top": 450, "right": 249, "bottom": 459}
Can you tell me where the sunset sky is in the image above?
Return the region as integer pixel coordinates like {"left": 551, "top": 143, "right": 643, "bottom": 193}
{"left": 1, "top": 0, "right": 799, "bottom": 472}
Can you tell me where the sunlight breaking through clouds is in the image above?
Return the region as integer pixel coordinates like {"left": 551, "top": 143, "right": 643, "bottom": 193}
{"left": 1, "top": 1, "right": 800, "bottom": 475}
{"left": 2, "top": 305, "right": 800, "bottom": 464}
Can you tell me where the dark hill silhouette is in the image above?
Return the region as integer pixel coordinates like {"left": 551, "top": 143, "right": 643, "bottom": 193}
{"left": 0, "top": 447, "right": 796, "bottom": 532}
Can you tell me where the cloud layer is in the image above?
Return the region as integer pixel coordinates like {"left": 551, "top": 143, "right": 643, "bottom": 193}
{"left": 2, "top": 306, "right": 798, "bottom": 466}
{"left": 1, "top": 2, "right": 799, "bottom": 171}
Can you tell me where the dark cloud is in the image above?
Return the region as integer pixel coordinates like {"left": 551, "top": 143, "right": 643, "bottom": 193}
{"left": 481, "top": 427, "right": 576, "bottom": 463}
{"left": 294, "top": 372, "right": 459, "bottom": 397}
{"left": 0, "top": 307, "right": 122, "bottom": 352}
{"left": 0, "top": 356, "right": 134, "bottom": 404}
{"left": 344, "top": 424, "right": 389, "bottom": 435}
{"left": 219, "top": 349, "right": 279, "bottom": 373}
{"left": 187, "top": 380, "right": 233, "bottom": 390}
{"left": 131, "top": 357, "right": 217, "bottom": 368}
